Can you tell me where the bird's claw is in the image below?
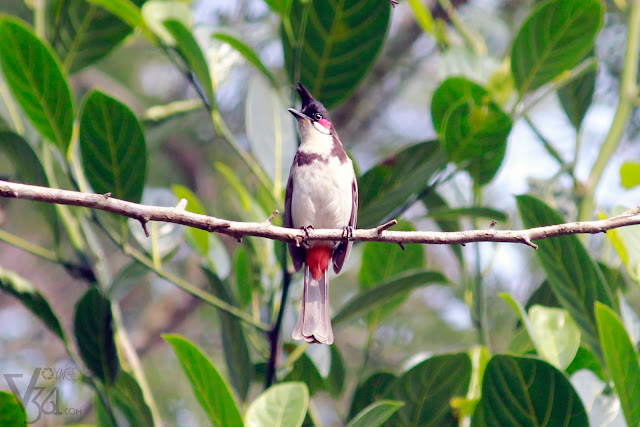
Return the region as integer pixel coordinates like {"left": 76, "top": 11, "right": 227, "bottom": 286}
{"left": 342, "top": 225, "right": 354, "bottom": 241}
{"left": 301, "top": 225, "right": 314, "bottom": 248}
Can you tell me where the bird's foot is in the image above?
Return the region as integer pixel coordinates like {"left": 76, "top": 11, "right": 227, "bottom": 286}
{"left": 342, "top": 225, "right": 355, "bottom": 241}
{"left": 301, "top": 225, "right": 314, "bottom": 248}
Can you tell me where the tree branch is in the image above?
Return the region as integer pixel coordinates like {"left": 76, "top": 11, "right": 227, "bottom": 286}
{"left": 2, "top": 180, "right": 640, "bottom": 250}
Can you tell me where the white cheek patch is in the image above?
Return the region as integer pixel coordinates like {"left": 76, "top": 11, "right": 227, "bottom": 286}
{"left": 313, "top": 121, "right": 331, "bottom": 135}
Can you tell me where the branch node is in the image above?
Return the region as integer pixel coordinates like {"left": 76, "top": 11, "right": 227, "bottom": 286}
{"left": 521, "top": 236, "right": 538, "bottom": 250}
{"left": 489, "top": 220, "right": 497, "bottom": 229}
{"left": 176, "top": 198, "right": 188, "bottom": 210}
{"left": 103, "top": 192, "right": 111, "bottom": 199}
{"left": 139, "top": 217, "right": 150, "bottom": 237}
{"left": 398, "top": 242, "right": 406, "bottom": 251}
{"left": 461, "top": 243, "right": 466, "bottom": 247}
{"left": 266, "top": 210, "right": 279, "bottom": 223}
{"left": 236, "top": 236, "right": 243, "bottom": 243}
{"left": 376, "top": 219, "right": 397, "bottom": 235}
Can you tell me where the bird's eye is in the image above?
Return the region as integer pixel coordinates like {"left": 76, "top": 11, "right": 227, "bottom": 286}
{"left": 314, "top": 112, "right": 322, "bottom": 121}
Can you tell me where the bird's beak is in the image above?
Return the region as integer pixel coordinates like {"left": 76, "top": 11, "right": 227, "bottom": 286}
{"left": 288, "top": 108, "right": 310, "bottom": 121}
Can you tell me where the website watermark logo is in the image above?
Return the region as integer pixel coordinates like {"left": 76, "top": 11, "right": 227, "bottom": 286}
{"left": 3, "top": 367, "right": 82, "bottom": 424}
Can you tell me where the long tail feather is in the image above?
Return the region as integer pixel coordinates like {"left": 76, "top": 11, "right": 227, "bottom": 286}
{"left": 292, "top": 267, "right": 334, "bottom": 344}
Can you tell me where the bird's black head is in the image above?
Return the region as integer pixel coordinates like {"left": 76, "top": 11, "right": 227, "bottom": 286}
{"left": 289, "top": 82, "right": 333, "bottom": 131}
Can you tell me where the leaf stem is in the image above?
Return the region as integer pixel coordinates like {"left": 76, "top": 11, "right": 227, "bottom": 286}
{"left": 437, "top": 0, "right": 486, "bottom": 55}
{"left": 579, "top": 0, "right": 640, "bottom": 221}
{"left": 0, "top": 229, "right": 58, "bottom": 261}
{"left": 471, "top": 185, "right": 488, "bottom": 347}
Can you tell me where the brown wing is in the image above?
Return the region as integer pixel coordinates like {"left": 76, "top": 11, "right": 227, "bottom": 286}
{"left": 285, "top": 172, "right": 305, "bottom": 272}
{"left": 333, "top": 176, "right": 358, "bottom": 274}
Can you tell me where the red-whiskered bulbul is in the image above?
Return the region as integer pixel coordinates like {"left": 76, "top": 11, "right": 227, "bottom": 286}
{"left": 285, "top": 82, "right": 358, "bottom": 345}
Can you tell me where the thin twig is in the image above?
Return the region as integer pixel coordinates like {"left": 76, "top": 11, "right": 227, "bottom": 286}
{"left": 2, "top": 180, "right": 640, "bottom": 248}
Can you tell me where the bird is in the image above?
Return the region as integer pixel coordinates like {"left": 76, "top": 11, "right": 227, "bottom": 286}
{"left": 285, "top": 82, "right": 358, "bottom": 345}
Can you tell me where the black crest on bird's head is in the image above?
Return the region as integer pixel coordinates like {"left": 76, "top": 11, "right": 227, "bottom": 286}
{"left": 296, "top": 82, "right": 331, "bottom": 124}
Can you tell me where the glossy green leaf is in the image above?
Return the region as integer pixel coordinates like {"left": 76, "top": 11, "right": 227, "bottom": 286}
{"left": 87, "top": 0, "right": 152, "bottom": 39}
{"left": 142, "top": 1, "right": 192, "bottom": 45}
{"left": 620, "top": 161, "right": 640, "bottom": 189}
{"left": 164, "top": 19, "right": 214, "bottom": 109}
{"left": 164, "top": 334, "right": 243, "bottom": 427}
{"left": 283, "top": 344, "right": 325, "bottom": 395}
{"left": 0, "top": 267, "right": 65, "bottom": 342}
{"left": 425, "top": 206, "right": 508, "bottom": 223}
{"left": 431, "top": 77, "right": 490, "bottom": 135}
{"left": 171, "top": 184, "right": 209, "bottom": 256}
{"left": 49, "top": 0, "right": 144, "bottom": 73}
{"left": 349, "top": 372, "right": 396, "bottom": 419}
{"left": 203, "top": 268, "right": 252, "bottom": 402}
{"left": 245, "top": 74, "right": 296, "bottom": 190}
{"left": 421, "top": 191, "right": 462, "bottom": 263}
{"left": 386, "top": 353, "right": 471, "bottom": 426}
{"left": 473, "top": 355, "right": 588, "bottom": 426}
{"left": 282, "top": 0, "right": 391, "bottom": 107}
{"left": 0, "top": 131, "right": 60, "bottom": 244}
{"left": 0, "top": 392, "right": 26, "bottom": 426}
{"left": 264, "top": 0, "right": 293, "bottom": 16}
{"left": 333, "top": 270, "right": 448, "bottom": 326}
{"left": 359, "top": 140, "right": 446, "bottom": 228}
{"left": 0, "top": 16, "right": 73, "bottom": 151}
{"left": 529, "top": 305, "right": 580, "bottom": 370}
{"left": 511, "top": 0, "right": 603, "bottom": 94}
{"left": 359, "top": 220, "right": 425, "bottom": 324}
{"left": 74, "top": 287, "right": 120, "bottom": 384}
{"left": 103, "top": 371, "right": 154, "bottom": 427}
{"left": 346, "top": 400, "right": 404, "bottom": 427}
{"left": 557, "top": 54, "right": 596, "bottom": 129}
{"left": 79, "top": 90, "right": 147, "bottom": 203}
{"left": 232, "top": 246, "right": 258, "bottom": 307}
{"left": 595, "top": 302, "right": 640, "bottom": 427}
{"left": 245, "top": 382, "right": 309, "bottom": 427}
{"left": 438, "top": 88, "right": 511, "bottom": 185}
{"left": 606, "top": 206, "right": 640, "bottom": 281}
{"left": 565, "top": 346, "right": 605, "bottom": 380}
{"left": 517, "top": 195, "right": 614, "bottom": 358}
{"left": 326, "top": 345, "right": 346, "bottom": 397}
{"left": 213, "top": 32, "right": 278, "bottom": 88}
{"left": 525, "top": 280, "right": 559, "bottom": 311}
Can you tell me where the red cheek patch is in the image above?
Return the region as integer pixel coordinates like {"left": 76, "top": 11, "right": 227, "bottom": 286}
{"left": 318, "top": 118, "right": 332, "bottom": 129}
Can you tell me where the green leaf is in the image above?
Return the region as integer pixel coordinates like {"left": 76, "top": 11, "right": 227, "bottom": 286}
{"left": 595, "top": 302, "right": 640, "bottom": 427}
{"left": 524, "top": 280, "right": 559, "bottom": 311}
{"left": 282, "top": 0, "right": 391, "bottom": 107}
{"left": 620, "top": 161, "right": 640, "bottom": 189}
{"left": 49, "top": 0, "right": 144, "bottom": 73}
{"left": 142, "top": 1, "right": 192, "bottom": 45}
{"left": 264, "top": 0, "right": 293, "bottom": 16}
{"left": 0, "top": 131, "right": 60, "bottom": 244}
{"left": 348, "top": 372, "right": 396, "bottom": 420}
{"left": 421, "top": 191, "right": 462, "bottom": 263}
{"left": 473, "top": 355, "right": 588, "bottom": 426}
{"left": 213, "top": 32, "right": 278, "bottom": 89}
{"left": 74, "top": 287, "right": 120, "bottom": 384}
{"left": 511, "top": 0, "right": 604, "bottom": 95}
{"left": 86, "top": 0, "right": 153, "bottom": 39}
{"left": 360, "top": 220, "right": 424, "bottom": 288}
{"left": 425, "top": 206, "right": 508, "bottom": 223}
{"left": 529, "top": 305, "right": 580, "bottom": 370}
{"left": 171, "top": 184, "right": 209, "bottom": 256}
{"left": 358, "top": 140, "right": 446, "bottom": 228}
{"left": 359, "top": 220, "right": 425, "bottom": 324}
{"left": 565, "top": 346, "right": 605, "bottom": 381}
{"left": 0, "top": 16, "right": 73, "bottom": 151}
{"left": 433, "top": 78, "right": 512, "bottom": 185}
{"left": 0, "top": 392, "right": 26, "bottom": 426}
{"left": 0, "top": 267, "right": 66, "bottom": 342}
{"left": 386, "top": 353, "right": 471, "bottom": 426}
{"left": 326, "top": 345, "right": 346, "bottom": 397}
{"left": 104, "top": 371, "right": 154, "bottom": 427}
{"left": 333, "top": 270, "right": 448, "bottom": 327}
{"left": 283, "top": 344, "right": 325, "bottom": 395}
{"left": 232, "top": 246, "right": 258, "bottom": 307}
{"left": 164, "top": 334, "right": 243, "bottom": 427}
{"left": 79, "top": 90, "right": 147, "bottom": 203}
{"left": 517, "top": 195, "right": 614, "bottom": 358}
{"left": 557, "top": 54, "right": 596, "bottom": 129}
{"left": 245, "top": 382, "right": 309, "bottom": 427}
{"left": 245, "top": 74, "right": 296, "bottom": 190}
{"left": 164, "top": 19, "right": 214, "bottom": 109}
{"left": 203, "top": 268, "right": 252, "bottom": 402}
{"left": 346, "top": 401, "right": 404, "bottom": 427}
